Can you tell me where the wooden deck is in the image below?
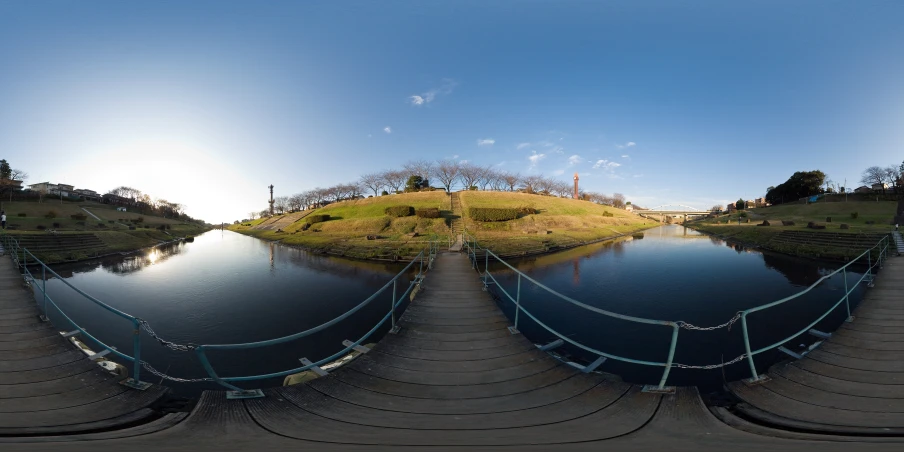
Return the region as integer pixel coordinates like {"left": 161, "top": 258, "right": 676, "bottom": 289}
{"left": 726, "top": 255, "right": 904, "bottom": 435}
{"left": 0, "top": 251, "right": 175, "bottom": 438}
{"left": 3, "top": 251, "right": 904, "bottom": 450}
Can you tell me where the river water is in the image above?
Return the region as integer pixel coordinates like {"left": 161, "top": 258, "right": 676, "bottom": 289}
{"left": 37, "top": 226, "right": 867, "bottom": 395}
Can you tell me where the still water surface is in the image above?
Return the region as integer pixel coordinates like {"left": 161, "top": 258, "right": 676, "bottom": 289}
{"left": 41, "top": 226, "right": 866, "bottom": 394}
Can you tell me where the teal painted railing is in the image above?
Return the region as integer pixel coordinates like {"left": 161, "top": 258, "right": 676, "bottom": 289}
{"left": 0, "top": 229, "right": 438, "bottom": 395}
{"left": 462, "top": 232, "right": 681, "bottom": 390}
{"left": 738, "top": 235, "right": 889, "bottom": 381}
{"left": 0, "top": 231, "right": 150, "bottom": 390}
{"left": 463, "top": 231, "right": 890, "bottom": 388}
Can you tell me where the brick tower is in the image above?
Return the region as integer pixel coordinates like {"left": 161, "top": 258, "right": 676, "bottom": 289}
{"left": 268, "top": 184, "right": 275, "bottom": 215}
{"left": 573, "top": 173, "right": 579, "bottom": 199}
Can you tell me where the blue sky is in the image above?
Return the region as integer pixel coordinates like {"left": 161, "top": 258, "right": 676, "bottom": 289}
{"left": 2, "top": 1, "right": 903, "bottom": 222}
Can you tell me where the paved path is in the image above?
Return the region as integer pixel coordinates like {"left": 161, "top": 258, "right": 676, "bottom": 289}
{"left": 3, "top": 251, "right": 904, "bottom": 450}
{"left": 728, "top": 255, "right": 904, "bottom": 435}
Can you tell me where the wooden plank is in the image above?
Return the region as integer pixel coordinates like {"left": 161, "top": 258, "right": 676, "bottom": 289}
{"left": 0, "top": 349, "right": 86, "bottom": 373}
{"left": 375, "top": 332, "right": 530, "bottom": 352}
{"left": 806, "top": 348, "right": 904, "bottom": 372}
{"left": 373, "top": 341, "right": 534, "bottom": 362}
{"left": 357, "top": 348, "right": 556, "bottom": 374}
{"left": 0, "top": 377, "right": 129, "bottom": 412}
{"left": 0, "top": 342, "right": 71, "bottom": 360}
{"left": 347, "top": 353, "right": 560, "bottom": 385}
{"left": 795, "top": 357, "right": 904, "bottom": 385}
{"left": 763, "top": 373, "right": 904, "bottom": 412}
{"left": 779, "top": 362, "right": 904, "bottom": 399}
{"left": 0, "top": 412, "right": 189, "bottom": 444}
{"left": 818, "top": 342, "right": 904, "bottom": 360}
{"left": 395, "top": 327, "right": 512, "bottom": 342}
{"left": 0, "top": 367, "right": 107, "bottom": 399}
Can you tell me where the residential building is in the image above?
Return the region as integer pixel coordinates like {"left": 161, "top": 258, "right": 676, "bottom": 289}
{"left": 625, "top": 204, "right": 634, "bottom": 212}
{"left": 872, "top": 183, "right": 888, "bottom": 191}
{"left": 726, "top": 203, "right": 736, "bottom": 212}
{"left": 745, "top": 200, "right": 756, "bottom": 209}
{"left": 854, "top": 185, "right": 871, "bottom": 194}
{"left": 754, "top": 197, "right": 769, "bottom": 208}
{"left": 73, "top": 189, "right": 102, "bottom": 202}
{"left": 27, "top": 182, "right": 76, "bottom": 197}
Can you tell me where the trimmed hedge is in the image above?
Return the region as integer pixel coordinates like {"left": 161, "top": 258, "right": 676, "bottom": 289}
{"left": 517, "top": 206, "right": 538, "bottom": 215}
{"left": 306, "top": 214, "right": 331, "bottom": 224}
{"left": 70, "top": 213, "right": 87, "bottom": 221}
{"left": 469, "top": 207, "right": 519, "bottom": 222}
{"left": 415, "top": 208, "right": 440, "bottom": 218}
{"left": 384, "top": 206, "right": 414, "bottom": 217}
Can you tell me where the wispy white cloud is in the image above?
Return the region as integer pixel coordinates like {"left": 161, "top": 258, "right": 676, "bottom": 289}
{"left": 460, "top": 160, "right": 469, "bottom": 164}
{"left": 592, "top": 159, "right": 621, "bottom": 170}
{"left": 408, "top": 78, "right": 458, "bottom": 106}
{"left": 551, "top": 146, "right": 564, "bottom": 154}
{"left": 633, "top": 174, "right": 643, "bottom": 178}
{"left": 384, "top": 126, "right": 392, "bottom": 134}
{"left": 477, "top": 138, "right": 495, "bottom": 146}
{"left": 552, "top": 169, "right": 565, "bottom": 176}
{"left": 621, "top": 154, "right": 630, "bottom": 158}
{"left": 615, "top": 141, "right": 636, "bottom": 149}
{"left": 452, "top": 154, "right": 459, "bottom": 159}
{"left": 567, "top": 155, "right": 582, "bottom": 165}
{"left": 516, "top": 142, "right": 531, "bottom": 150}
{"left": 528, "top": 151, "right": 546, "bottom": 166}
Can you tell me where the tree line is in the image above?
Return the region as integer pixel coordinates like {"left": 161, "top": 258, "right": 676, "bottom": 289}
{"left": 249, "top": 159, "right": 628, "bottom": 219}
{"left": 105, "top": 186, "right": 191, "bottom": 220}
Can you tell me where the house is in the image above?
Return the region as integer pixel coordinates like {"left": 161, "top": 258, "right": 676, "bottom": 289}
{"left": 625, "top": 204, "right": 634, "bottom": 212}
{"left": 73, "top": 188, "right": 102, "bottom": 202}
{"left": 116, "top": 207, "right": 127, "bottom": 212}
{"left": 754, "top": 197, "right": 769, "bottom": 208}
{"left": 854, "top": 185, "right": 871, "bottom": 194}
{"left": 726, "top": 203, "right": 736, "bottom": 212}
{"left": 872, "top": 183, "right": 888, "bottom": 191}
{"left": 102, "top": 193, "right": 132, "bottom": 206}
{"left": 27, "top": 182, "right": 76, "bottom": 197}
{"left": 745, "top": 200, "right": 756, "bottom": 209}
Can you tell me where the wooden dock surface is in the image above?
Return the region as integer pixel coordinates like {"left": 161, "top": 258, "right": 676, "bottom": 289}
{"left": 726, "top": 255, "right": 904, "bottom": 435}
{"left": 3, "top": 250, "right": 904, "bottom": 451}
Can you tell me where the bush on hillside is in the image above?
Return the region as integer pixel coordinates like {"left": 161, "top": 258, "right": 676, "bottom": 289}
{"left": 52, "top": 222, "right": 60, "bottom": 228}
{"left": 851, "top": 212, "right": 859, "bottom": 219}
{"left": 384, "top": 206, "right": 414, "bottom": 217}
{"left": 45, "top": 210, "right": 57, "bottom": 219}
{"left": 415, "top": 208, "right": 440, "bottom": 218}
{"left": 469, "top": 207, "right": 520, "bottom": 222}
{"left": 306, "top": 214, "right": 331, "bottom": 224}
{"left": 602, "top": 211, "right": 614, "bottom": 217}
{"left": 17, "top": 213, "right": 26, "bottom": 217}
{"left": 70, "top": 213, "right": 87, "bottom": 221}
{"left": 37, "top": 225, "right": 46, "bottom": 230}
{"left": 517, "top": 206, "right": 538, "bottom": 215}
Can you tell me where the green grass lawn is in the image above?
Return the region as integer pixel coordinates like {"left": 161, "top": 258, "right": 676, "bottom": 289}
{"left": 2, "top": 200, "right": 189, "bottom": 231}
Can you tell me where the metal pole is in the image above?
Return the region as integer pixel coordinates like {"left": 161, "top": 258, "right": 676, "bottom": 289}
{"left": 391, "top": 279, "right": 397, "bottom": 331}
{"left": 741, "top": 314, "right": 758, "bottom": 380}
{"left": 843, "top": 266, "right": 851, "bottom": 321}
{"left": 132, "top": 319, "right": 142, "bottom": 383}
{"left": 514, "top": 273, "right": 521, "bottom": 330}
{"left": 657, "top": 326, "right": 679, "bottom": 389}
{"left": 42, "top": 265, "right": 47, "bottom": 318}
{"left": 484, "top": 251, "right": 489, "bottom": 285}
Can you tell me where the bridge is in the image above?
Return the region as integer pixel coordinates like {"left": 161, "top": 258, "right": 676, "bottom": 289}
{"left": 1, "top": 231, "right": 904, "bottom": 450}
{"left": 634, "top": 204, "right": 712, "bottom": 223}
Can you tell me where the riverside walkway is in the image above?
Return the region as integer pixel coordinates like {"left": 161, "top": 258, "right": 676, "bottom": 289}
{"left": 2, "top": 248, "right": 904, "bottom": 450}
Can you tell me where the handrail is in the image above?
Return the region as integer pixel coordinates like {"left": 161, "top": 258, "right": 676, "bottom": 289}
{"left": 0, "top": 230, "right": 148, "bottom": 389}
{"left": 462, "top": 230, "right": 890, "bottom": 389}
{"left": 462, "top": 231, "right": 680, "bottom": 390}
{"left": 0, "top": 229, "right": 439, "bottom": 395}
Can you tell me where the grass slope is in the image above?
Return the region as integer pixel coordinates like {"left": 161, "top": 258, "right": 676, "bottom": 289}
{"left": 690, "top": 200, "right": 896, "bottom": 259}
{"left": 460, "top": 192, "right": 650, "bottom": 255}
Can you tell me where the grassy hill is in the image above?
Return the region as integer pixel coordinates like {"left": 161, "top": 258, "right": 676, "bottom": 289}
{"left": 1, "top": 200, "right": 209, "bottom": 263}
{"left": 690, "top": 200, "right": 897, "bottom": 259}
{"left": 229, "top": 191, "right": 651, "bottom": 259}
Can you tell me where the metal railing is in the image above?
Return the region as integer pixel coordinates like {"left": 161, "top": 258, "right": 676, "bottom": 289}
{"left": 0, "top": 231, "right": 150, "bottom": 389}
{"left": 194, "top": 240, "right": 439, "bottom": 395}
{"left": 0, "top": 229, "right": 439, "bottom": 396}
{"left": 462, "top": 232, "right": 681, "bottom": 390}
{"left": 463, "top": 231, "right": 890, "bottom": 389}
{"left": 739, "top": 235, "right": 889, "bottom": 381}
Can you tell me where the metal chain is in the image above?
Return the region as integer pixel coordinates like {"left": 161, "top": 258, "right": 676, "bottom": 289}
{"left": 672, "top": 353, "right": 748, "bottom": 370}
{"left": 676, "top": 311, "right": 742, "bottom": 332}
{"left": 137, "top": 319, "right": 197, "bottom": 352}
{"left": 140, "top": 360, "right": 214, "bottom": 383}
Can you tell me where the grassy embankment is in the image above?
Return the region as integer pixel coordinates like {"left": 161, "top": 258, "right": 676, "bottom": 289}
{"left": 229, "top": 192, "right": 451, "bottom": 259}
{"left": 689, "top": 201, "right": 896, "bottom": 259}
{"left": 460, "top": 191, "right": 652, "bottom": 256}
{"left": 2, "top": 200, "right": 209, "bottom": 262}
{"left": 229, "top": 191, "right": 652, "bottom": 259}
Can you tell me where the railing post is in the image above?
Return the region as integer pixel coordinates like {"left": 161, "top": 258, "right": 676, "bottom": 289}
{"left": 657, "top": 325, "right": 679, "bottom": 390}
{"left": 514, "top": 273, "right": 521, "bottom": 330}
{"left": 391, "top": 279, "right": 397, "bottom": 332}
{"left": 740, "top": 313, "right": 760, "bottom": 382}
{"left": 484, "top": 250, "right": 489, "bottom": 285}
{"left": 121, "top": 319, "right": 151, "bottom": 390}
{"left": 843, "top": 266, "right": 852, "bottom": 322}
{"left": 867, "top": 249, "right": 874, "bottom": 287}
{"left": 41, "top": 265, "right": 48, "bottom": 320}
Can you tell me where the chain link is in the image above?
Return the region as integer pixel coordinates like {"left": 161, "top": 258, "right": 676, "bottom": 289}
{"left": 140, "top": 361, "right": 214, "bottom": 383}
{"left": 677, "top": 311, "right": 742, "bottom": 332}
{"left": 137, "top": 319, "right": 197, "bottom": 352}
{"left": 672, "top": 353, "right": 748, "bottom": 370}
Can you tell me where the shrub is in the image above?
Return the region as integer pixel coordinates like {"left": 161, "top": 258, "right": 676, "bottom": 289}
{"left": 381, "top": 190, "right": 389, "bottom": 196}
{"left": 469, "top": 207, "right": 519, "bottom": 222}
{"left": 384, "top": 206, "right": 414, "bottom": 217}
{"left": 306, "top": 214, "right": 331, "bottom": 224}
{"left": 70, "top": 213, "right": 87, "bottom": 221}
{"left": 517, "top": 206, "right": 538, "bottom": 215}
{"left": 37, "top": 225, "right": 46, "bottom": 230}
{"left": 825, "top": 216, "right": 832, "bottom": 223}
{"left": 415, "top": 208, "right": 440, "bottom": 218}
{"left": 108, "top": 220, "right": 115, "bottom": 223}
{"left": 602, "top": 211, "right": 614, "bottom": 217}
{"left": 45, "top": 210, "right": 57, "bottom": 219}
{"left": 135, "top": 216, "right": 144, "bottom": 223}
{"left": 98, "top": 222, "right": 106, "bottom": 228}
{"left": 52, "top": 222, "right": 60, "bottom": 228}
{"left": 76, "top": 221, "right": 86, "bottom": 226}
{"left": 851, "top": 212, "right": 859, "bottom": 219}
{"left": 781, "top": 220, "right": 795, "bottom": 226}
{"left": 301, "top": 223, "right": 311, "bottom": 231}
{"left": 129, "top": 225, "right": 136, "bottom": 230}
{"left": 469, "top": 186, "right": 478, "bottom": 190}
{"left": 17, "top": 213, "right": 26, "bottom": 217}
{"left": 166, "top": 225, "right": 171, "bottom": 230}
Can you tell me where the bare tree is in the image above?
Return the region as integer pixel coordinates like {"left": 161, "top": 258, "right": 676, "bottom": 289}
{"left": 861, "top": 166, "right": 887, "bottom": 194}
{"left": 274, "top": 196, "right": 289, "bottom": 214}
{"left": 287, "top": 194, "right": 303, "bottom": 212}
{"left": 434, "top": 159, "right": 461, "bottom": 192}
{"left": 534, "top": 177, "right": 556, "bottom": 195}
{"left": 0, "top": 166, "right": 27, "bottom": 204}
{"left": 552, "top": 181, "right": 571, "bottom": 198}
{"left": 457, "top": 163, "right": 484, "bottom": 190}
{"left": 248, "top": 211, "right": 258, "bottom": 220}
{"left": 359, "top": 172, "right": 385, "bottom": 197}
{"left": 612, "top": 193, "right": 626, "bottom": 209}
{"left": 885, "top": 165, "right": 901, "bottom": 194}
{"left": 520, "top": 174, "right": 542, "bottom": 193}
{"left": 501, "top": 172, "right": 520, "bottom": 191}
{"left": 381, "top": 170, "right": 407, "bottom": 194}
{"left": 403, "top": 160, "right": 435, "bottom": 183}
{"left": 710, "top": 204, "right": 723, "bottom": 212}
